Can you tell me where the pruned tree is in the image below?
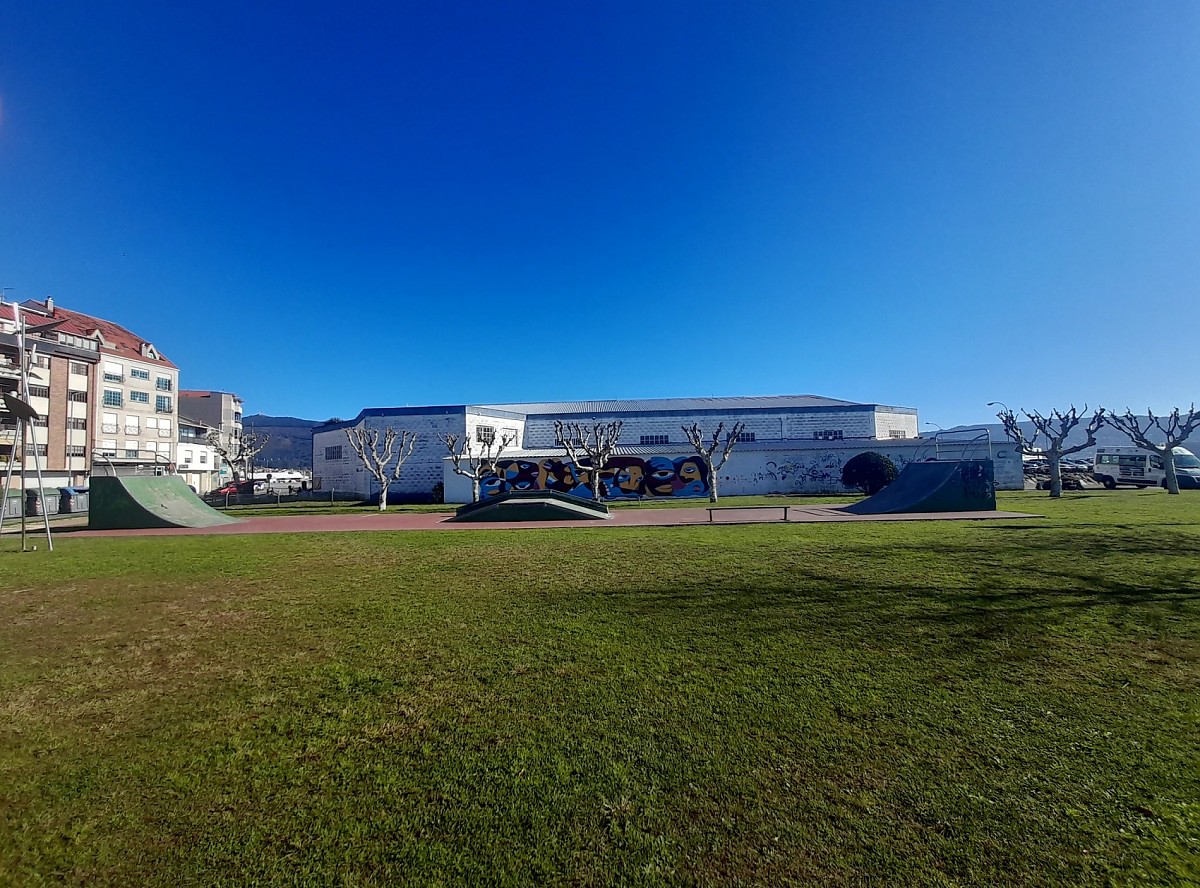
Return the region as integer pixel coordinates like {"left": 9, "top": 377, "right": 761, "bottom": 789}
{"left": 681, "top": 421, "right": 745, "bottom": 503}
{"left": 1105, "top": 406, "right": 1200, "bottom": 495}
{"left": 553, "top": 420, "right": 624, "bottom": 501}
{"left": 206, "top": 429, "right": 270, "bottom": 482}
{"left": 995, "top": 406, "right": 1105, "bottom": 498}
{"left": 445, "top": 429, "right": 513, "bottom": 502}
{"left": 345, "top": 426, "right": 418, "bottom": 511}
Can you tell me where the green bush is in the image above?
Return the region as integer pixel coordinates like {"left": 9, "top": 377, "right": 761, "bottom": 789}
{"left": 841, "top": 451, "right": 898, "bottom": 495}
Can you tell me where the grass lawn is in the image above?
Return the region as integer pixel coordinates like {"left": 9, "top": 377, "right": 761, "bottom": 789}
{"left": 1, "top": 490, "right": 1197, "bottom": 886}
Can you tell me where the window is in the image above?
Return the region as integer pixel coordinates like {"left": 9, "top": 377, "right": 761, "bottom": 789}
{"left": 32, "top": 354, "right": 49, "bottom": 369}
{"left": 130, "top": 368, "right": 150, "bottom": 380}
{"left": 200, "top": 453, "right": 208, "bottom": 464}
{"left": 156, "top": 377, "right": 173, "bottom": 392}
{"left": 640, "top": 434, "right": 670, "bottom": 446}
{"left": 130, "top": 391, "right": 149, "bottom": 403}
{"left": 733, "top": 431, "right": 756, "bottom": 443}
{"left": 58, "top": 332, "right": 99, "bottom": 352}
{"left": 70, "top": 362, "right": 89, "bottom": 376}
{"left": 888, "top": 430, "right": 907, "bottom": 439}
{"left": 24, "top": 444, "right": 48, "bottom": 456}
{"left": 813, "top": 429, "right": 844, "bottom": 441}
{"left": 233, "top": 412, "right": 242, "bottom": 424}
{"left": 66, "top": 445, "right": 86, "bottom": 457}
{"left": 155, "top": 395, "right": 172, "bottom": 413}
{"left": 182, "top": 449, "right": 193, "bottom": 464}
{"left": 325, "top": 445, "right": 343, "bottom": 460}
{"left": 28, "top": 385, "right": 50, "bottom": 399}
{"left": 125, "top": 417, "right": 140, "bottom": 434}
{"left": 124, "top": 448, "right": 140, "bottom": 459}
{"left": 69, "top": 418, "right": 87, "bottom": 431}
{"left": 99, "top": 439, "right": 117, "bottom": 456}
{"left": 32, "top": 417, "right": 48, "bottom": 427}
{"left": 157, "top": 420, "right": 172, "bottom": 436}
{"left": 102, "top": 361, "right": 124, "bottom": 383}
{"left": 103, "top": 389, "right": 123, "bottom": 408}
{"left": 476, "top": 425, "right": 496, "bottom": 444}
{"left": 102, "top": 412, "right": 119, "bottom": 434}
{"left": 68, "top": 390, "right": 88, "bottom": 403}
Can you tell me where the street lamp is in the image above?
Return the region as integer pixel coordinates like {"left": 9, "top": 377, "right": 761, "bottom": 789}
{"left": 986, "top": 401, "right": 1010, "bottom": 415}
{"left": 924, "top": 421, "right": 944, "bottom": 431}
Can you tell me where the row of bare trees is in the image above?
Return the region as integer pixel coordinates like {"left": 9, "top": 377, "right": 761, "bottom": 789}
{"left": 340, "top": 418, "right": 752, "bottom": 509}
{"left": 995, "top": 405, "right": 1200, "bottom": 497}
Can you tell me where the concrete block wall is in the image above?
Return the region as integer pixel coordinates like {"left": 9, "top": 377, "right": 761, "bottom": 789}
{"left": 313, "top": 410, "right": 469, "bottom": 500}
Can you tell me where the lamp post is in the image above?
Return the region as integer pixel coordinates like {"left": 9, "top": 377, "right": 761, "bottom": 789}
{"left": 986, "top": 401, "right": 1009, "bottom": 415}
{"left": 923, "top": 421, "right": 944, "bottom": 432}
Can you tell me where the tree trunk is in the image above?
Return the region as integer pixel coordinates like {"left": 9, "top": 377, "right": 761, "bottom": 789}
{"left": 378, "top": 477, "right": 388, "bottom": 511}
{"left": 592, "top": 462, "right": 603, "bottom": 502}
{"left": 472, "top": 477, "right": 480, "bottom": 503}
{"left": 709, "top": 461, "right": 719, "bottom": 503}
{"left": 1164, "top": 448, "right": 1181, "bottom": 495}
{"left": 1049, "top": 451, "right": 1062, "bottom": 498}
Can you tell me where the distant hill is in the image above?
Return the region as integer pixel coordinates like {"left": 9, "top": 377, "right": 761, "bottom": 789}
{"left": 242, "top": 414, "right": 321, "bottom": 469}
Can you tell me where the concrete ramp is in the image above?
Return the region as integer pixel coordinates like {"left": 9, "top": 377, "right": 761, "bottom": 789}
{"left": 89, "top": 476, "right": 242, "bottom": 530}
{"left": 451, "top": 489, "right": 612, "bottom": 522}
{"left": 843, "top": 459, "right": 996, "bottom": 515}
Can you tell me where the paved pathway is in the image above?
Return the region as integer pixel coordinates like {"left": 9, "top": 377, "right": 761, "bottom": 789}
{"left": 63, "top": 505, "right": 1041, "bottom": 538}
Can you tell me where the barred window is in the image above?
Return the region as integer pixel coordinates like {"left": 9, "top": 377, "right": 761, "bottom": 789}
{"left": 70, "top": 362, "right": 89, "bottom": 376}
{"left": 325, "top": 445, "right": 343, "bottom": 460}
{"left": 640, "top": 434, "right": 669, "bottom": 446}
{"left": 28, "top": 385, "right": 50, "bottom": 399}
{"left": 476, "top": 425, "right": 495, "bottom": 444}
{"left": 68, "top": 391, "right": 89, "bottom": 403}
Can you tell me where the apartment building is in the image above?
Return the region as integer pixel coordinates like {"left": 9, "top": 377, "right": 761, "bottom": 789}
{"left": 20, "top": 299, "right": 179, "bottom": 478}
{"left": 0, "top": 302, "right": 101, "bottom": 487}
{"left": 179, "top": 390, "right": 244, "bottom": 485}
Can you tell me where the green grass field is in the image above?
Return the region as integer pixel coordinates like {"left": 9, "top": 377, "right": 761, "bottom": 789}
{"left": 1, "top": 491, "right": 1197, "bottom": 886}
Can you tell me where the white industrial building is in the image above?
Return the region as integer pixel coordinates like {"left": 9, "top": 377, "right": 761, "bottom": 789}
{"left": 311, "top": 394, "right": 1024, "bottom": 503}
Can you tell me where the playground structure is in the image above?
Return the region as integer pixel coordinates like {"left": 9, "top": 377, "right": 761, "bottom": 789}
{"left": 88, "top": 475, "right": 241, "bottom": 530}
{"left": 451, "top": 489, "right": 612, "bottom": 522}
{"left": 843, "top": 458, "right": 996, "bottom": 515}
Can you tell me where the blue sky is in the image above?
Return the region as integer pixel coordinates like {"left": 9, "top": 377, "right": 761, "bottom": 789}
{"left": 1, "top": 1, "right": 1196, "bottom": 426}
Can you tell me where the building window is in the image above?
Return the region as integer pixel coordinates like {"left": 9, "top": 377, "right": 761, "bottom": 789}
{"left": 182, "top": 449, "right": 193, "bottom": 464}
{"left": 103, "top": 389, "right": 123, "bottom": 408}
{"left": 733, "top": 431, "right": 756, "bottom": 443}
{"left": 102, "top": 413, "right": 119, "bottom": 434}
{"left": 69, "top": 418, "right": 87, "bottom": 431}
{"left": 813, "top": 429, "right": 844, "bottom": 441}
{"left": 156, "top": 377, "right": 173, "bottom": 392}
{"left": 476, "top": 425, "right": 496, "bottom": 444}
{"left": 28, "top": 385, "right": 50, "bottom": 399}
{"left": 200, "top": 453, "right": 208, "bottom": 464}
{"left": 155, "top": 395, "right": 172, "bottom": 413}
{"left": 157, "top": 420, "right": 171, "bottom": 436}
{"left": 640, "top": 434, "right": 670, "bottom": 446}
{"left": 130, "top": 391, "right": 150, "bottom": 403}
{"left": 70, "top": 362, "right": 89, "bottom": 376}
{"left": 66, "top": 445, "right": 86, "bottom": 457}
{"left": 68, "top": 390, "right": 88, "bottom": 403}
{"left": 125, "top": 418, "right": 140, "bottom": 435}
{"left": 130, "top": 368, "right": 150, "bottom": 380}
{"left": 32, "top": 417, "right": 48, "bottom": 427}
{"left": 99, "top": 439, "right": 117, "bottom": 456}
{"left": 124, "top": 448, "right": 140, "bottom": 459}
{"left": 888, "top": 430, "right": 907, "bottom": 439}
{"left": 24, "top": 444, "right": 48, "bottom": 456}
{"left": 102, "top": 361, "right": 124, "bottom": 383}
{"left": 32, "top": 354, "right": 49, "bottom": 369}
{"left": 325, "top": 445, "right": 343, "bottom": 460}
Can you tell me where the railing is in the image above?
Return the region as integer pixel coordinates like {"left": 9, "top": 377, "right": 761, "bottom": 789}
{"left": 103, "top": 373, "right": 124, "bottom": 383}
{"left": 155, "top": 405, "right": 172, "bottom": 414}
{"left": 158, "top": 428, "right": 172, "bottom": 437}
{"left": 124, "top": 426, "right": 140, "bottom": 435}
{"left": 101, "top": 423, "right": 119, "bottom": 434}
{"left": 156, "top": 380, "right": 173, "bottom": 391}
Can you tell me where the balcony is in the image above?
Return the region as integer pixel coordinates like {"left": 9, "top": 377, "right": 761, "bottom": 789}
{"left": 102, "top": 423, "right": 119, "bottom": 434}
{"left": 124, "top": 426, "right": 140, "bottom": 435}
{"left": 103, "top": 373, "right": 125, "bottom": 383}
{"left": 156, "top": 380, "right": 173, "bottom": 392}
{"left": 158, "top": 428, "right": 172, "bottom": 437}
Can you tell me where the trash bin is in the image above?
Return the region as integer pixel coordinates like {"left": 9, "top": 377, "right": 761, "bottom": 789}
{"left": 24, "top": 489, "right": 40, "bottom": 517}
{"left": 58, "top": 488, "right": 75, "bottom": 514}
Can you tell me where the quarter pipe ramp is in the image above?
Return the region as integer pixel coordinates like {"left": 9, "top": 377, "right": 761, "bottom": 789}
{"left": 88, "top": 476, "right": 242, "bottom": 530}
{"left": 451, "top": 489, "right": 612, "bottom": 522}
{"left": 843, "top": 459, "right": 996, "bottom": 515}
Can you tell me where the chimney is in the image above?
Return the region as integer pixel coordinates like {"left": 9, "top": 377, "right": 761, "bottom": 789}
{"left": 45, "top": 296, "right": 54, "bottom": 315}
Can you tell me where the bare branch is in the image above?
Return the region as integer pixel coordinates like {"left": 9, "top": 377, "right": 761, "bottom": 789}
{"left": 553, "top": 419, "right": 624, "bottom": 501}
{"left": 681, "top": 421, "right": 746, "bottom": 503}
{"left": 346, "top": 425, "right": 418, "bottom": 510}
{"left": 445, "top": 430, "right": 512, "bottom": 501}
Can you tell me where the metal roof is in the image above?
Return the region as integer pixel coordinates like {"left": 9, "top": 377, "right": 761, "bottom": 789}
{"left": 477, "top": 394, "right": 875, "bottom": 416}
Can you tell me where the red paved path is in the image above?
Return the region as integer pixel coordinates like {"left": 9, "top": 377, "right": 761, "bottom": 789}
{"left": 66, "top": 505, "right": 1041, "bottom": 538}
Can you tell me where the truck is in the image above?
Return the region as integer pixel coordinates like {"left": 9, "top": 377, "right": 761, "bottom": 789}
{"left": 1092, "top": 446, "right": 1200, "bottom": 489}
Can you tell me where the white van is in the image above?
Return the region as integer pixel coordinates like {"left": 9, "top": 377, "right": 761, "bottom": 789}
{"left": 1093, "top": 446, "right": 1200, "bottom": 489}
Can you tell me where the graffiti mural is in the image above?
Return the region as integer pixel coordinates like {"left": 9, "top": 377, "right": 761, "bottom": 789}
{"left": 480, "top": 456, "right": 711, "bottom": 500}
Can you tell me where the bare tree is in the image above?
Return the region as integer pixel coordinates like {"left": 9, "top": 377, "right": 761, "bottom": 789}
{"left": 206, "top": 429, "right": 270, "bottom": 482}
{"left": 553, "top": 420, "right": 624, "bottom": 502}
{"left": 995, "top": 406, "right": 1104, "bottom": 498}
{"left": 345, "top": 426, "right": 418, "bottom": 511}
{"left": 681, "top": 421, "right": 746, "bottom": 503}
{"left": 445, "top": 429, "right": 513, "bottom": 502}
{"left": 1105, "top": 406, "right": 1200, "bottom": 495}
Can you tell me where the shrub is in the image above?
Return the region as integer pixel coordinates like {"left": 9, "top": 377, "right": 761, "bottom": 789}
{"left": 842, "top": 452, "right": 898, "bottom": 495}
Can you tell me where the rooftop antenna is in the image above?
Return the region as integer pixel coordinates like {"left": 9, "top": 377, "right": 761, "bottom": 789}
{"left": 0, "top": 301, "right": 55, "bottom": 551}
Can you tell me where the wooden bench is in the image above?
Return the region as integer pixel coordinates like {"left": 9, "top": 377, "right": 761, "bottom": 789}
{"left": 706, "top": 505, "right": 790, "bottom": 522}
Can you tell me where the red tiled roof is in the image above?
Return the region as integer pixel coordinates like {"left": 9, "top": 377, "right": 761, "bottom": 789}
{"left": 20, "top": 300, "right": 177, "bottom": 369}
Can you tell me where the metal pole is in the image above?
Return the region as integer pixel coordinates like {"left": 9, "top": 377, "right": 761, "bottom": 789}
{"left": 15, "top": 307, "right": 53, "bottom": 551}
{"left": 0, "top": 414, "right": 19, "bottom": 537}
